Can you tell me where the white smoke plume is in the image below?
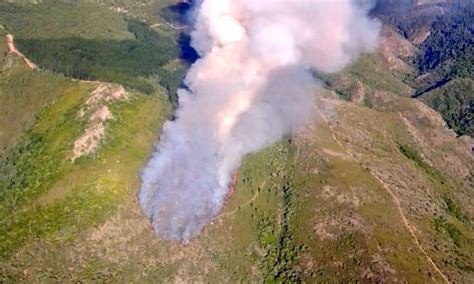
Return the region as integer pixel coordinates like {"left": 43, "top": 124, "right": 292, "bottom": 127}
{"left": 140, "top": 0, "right": 381, "bottom": 242}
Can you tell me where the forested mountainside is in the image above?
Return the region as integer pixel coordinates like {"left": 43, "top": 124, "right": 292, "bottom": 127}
{"left": 373, "top": 0, "right": 473, "bottom": 137}
{"left": 0, "top": 1, "right": 472, "bottom": 282}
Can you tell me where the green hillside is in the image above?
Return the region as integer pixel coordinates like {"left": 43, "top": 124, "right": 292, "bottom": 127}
{"left": 0, "top": 0, "right": 186, "bottom": 154}
{"left": 0, "top": 0, "right": 472, "bottom": 282}
{"left": 0, "top": 1, "right": 186, "bottom": 100}
{"left": 374, "top": 0, "right": 474, "bottom": 137}
{"left": 420, "top": 79, "right": 474, "bottom": 137}
{"left": 0, "top": 27, "right": 80, "bottom": 155}
{"left": 0, "top": 80, "right": 171, "bottom": 257}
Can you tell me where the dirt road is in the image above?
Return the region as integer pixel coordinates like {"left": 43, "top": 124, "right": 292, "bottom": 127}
{"left": 316, "top": 105, "right": 450, "bottom": 283}
{"left": 5, "top": 34, "right": 38, "bottom": 69}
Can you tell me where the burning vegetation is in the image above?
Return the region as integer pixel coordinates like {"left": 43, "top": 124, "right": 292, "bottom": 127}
{"left": 139, "top": 0, "right": 380, "bottom": 242}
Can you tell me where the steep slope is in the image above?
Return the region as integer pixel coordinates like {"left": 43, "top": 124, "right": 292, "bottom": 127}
{"left": 0, "top": 1, "right": 186, "bottom": 101}
{"left": 0, "top": 0, "right": 190, "bottom": 154}
{"left": 374, "top": 0, "right": 474, "bottom": 137}
{"left": 2, "top": 80, "right": 471, "bottom": 282}
{"left": 313, "top": 94, "right": 472, "bottom": 282}
{"left": 0, "top": 1, "right": 472, "bottom": 283}
{"left": 0, "top": 29, "right": 81, "bottom": 156}
{"left": 419, "top": 79, "right": 473, "bottom": 137}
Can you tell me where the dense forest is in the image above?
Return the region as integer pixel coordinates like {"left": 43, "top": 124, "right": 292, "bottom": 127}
{"left": 416, "top": 2, "right": 473, "bottom": 80}
{"left": 0, "top": 2, "right": 189, "bottom": 103}
{"left": 15, "top": 18, "right": 183, "bottom": 96}
{"left": 373, "top": 0, "right": 473, "bottom": 137}
{"left": 414, "top": 2, "right": 473, "bottom": 137}
{"left": 420, "top": 79, "right": 473, "bottom": 137}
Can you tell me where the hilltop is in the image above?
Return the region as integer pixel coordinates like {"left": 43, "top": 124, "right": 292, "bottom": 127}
{"left": 0, "top": 1, "right": 472, "bottom": 282}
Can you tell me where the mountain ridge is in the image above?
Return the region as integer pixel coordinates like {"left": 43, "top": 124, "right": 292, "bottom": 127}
{"left": 0, "top": 1, "right": 472, "bottom": 282}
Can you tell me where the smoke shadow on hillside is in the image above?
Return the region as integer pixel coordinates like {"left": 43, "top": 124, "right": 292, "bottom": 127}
{"left": 160, "top": 1, "right": 193, "bottom": 24}
{"left": 161, "top": 1, "right": 199, "bottom": 65}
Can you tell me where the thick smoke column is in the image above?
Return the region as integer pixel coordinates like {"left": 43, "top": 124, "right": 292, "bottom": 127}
{"left": 140, "top": 0, "right": 380, "bottom": 242}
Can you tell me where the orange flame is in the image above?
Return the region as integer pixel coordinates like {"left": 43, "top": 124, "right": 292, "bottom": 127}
{"left": 228, "top": 171, "right": 239, "bottom": 197}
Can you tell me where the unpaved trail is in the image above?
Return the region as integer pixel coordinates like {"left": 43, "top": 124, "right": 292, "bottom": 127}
{"left": 218, "top": 180, "right": 266, "bottom": 219}
{"left": 315, "top": 106, "right": 450, "bottom": 284}
{"left": 5, "top": 34, "right": 38, "bottom": 69}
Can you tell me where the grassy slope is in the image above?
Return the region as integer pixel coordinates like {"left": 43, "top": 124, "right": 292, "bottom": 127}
{"left": 0, "top": 85, "right": 172, "bottom": 277}
{"left": 322, "top": 53, "right": 413, "bottom": 103}
{"left": 322, "top": 48, "right": 473, "bottom": 281}
{"left": 2, "top": 52, "right": 471, "bottom": 281}
{"left": 0, "top": 0, "right": 472, "bottom": 282}
{"left": 0, "top": 0, "right": 186, "bottom": 154}
{"left": 325, "top": 96, "right": 473, "bottom": 282}
{"left": 292, "top": 110, "right": 445, "bottom": 282}
{"left": 0, "top": 28, "right": 76, "bottom": 155}
{"left": 3, "top": 93, "right": 470, "bottom": 282}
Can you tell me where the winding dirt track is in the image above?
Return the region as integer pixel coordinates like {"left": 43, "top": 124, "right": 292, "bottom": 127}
{"left": 5, "top": 34, "right": 38, "bottom": 69}
{"left": 2, "top": 29, "right": 449, "bottom": 282}
{"left": 316, "top": 107, "right": 450, "bottom": 284}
